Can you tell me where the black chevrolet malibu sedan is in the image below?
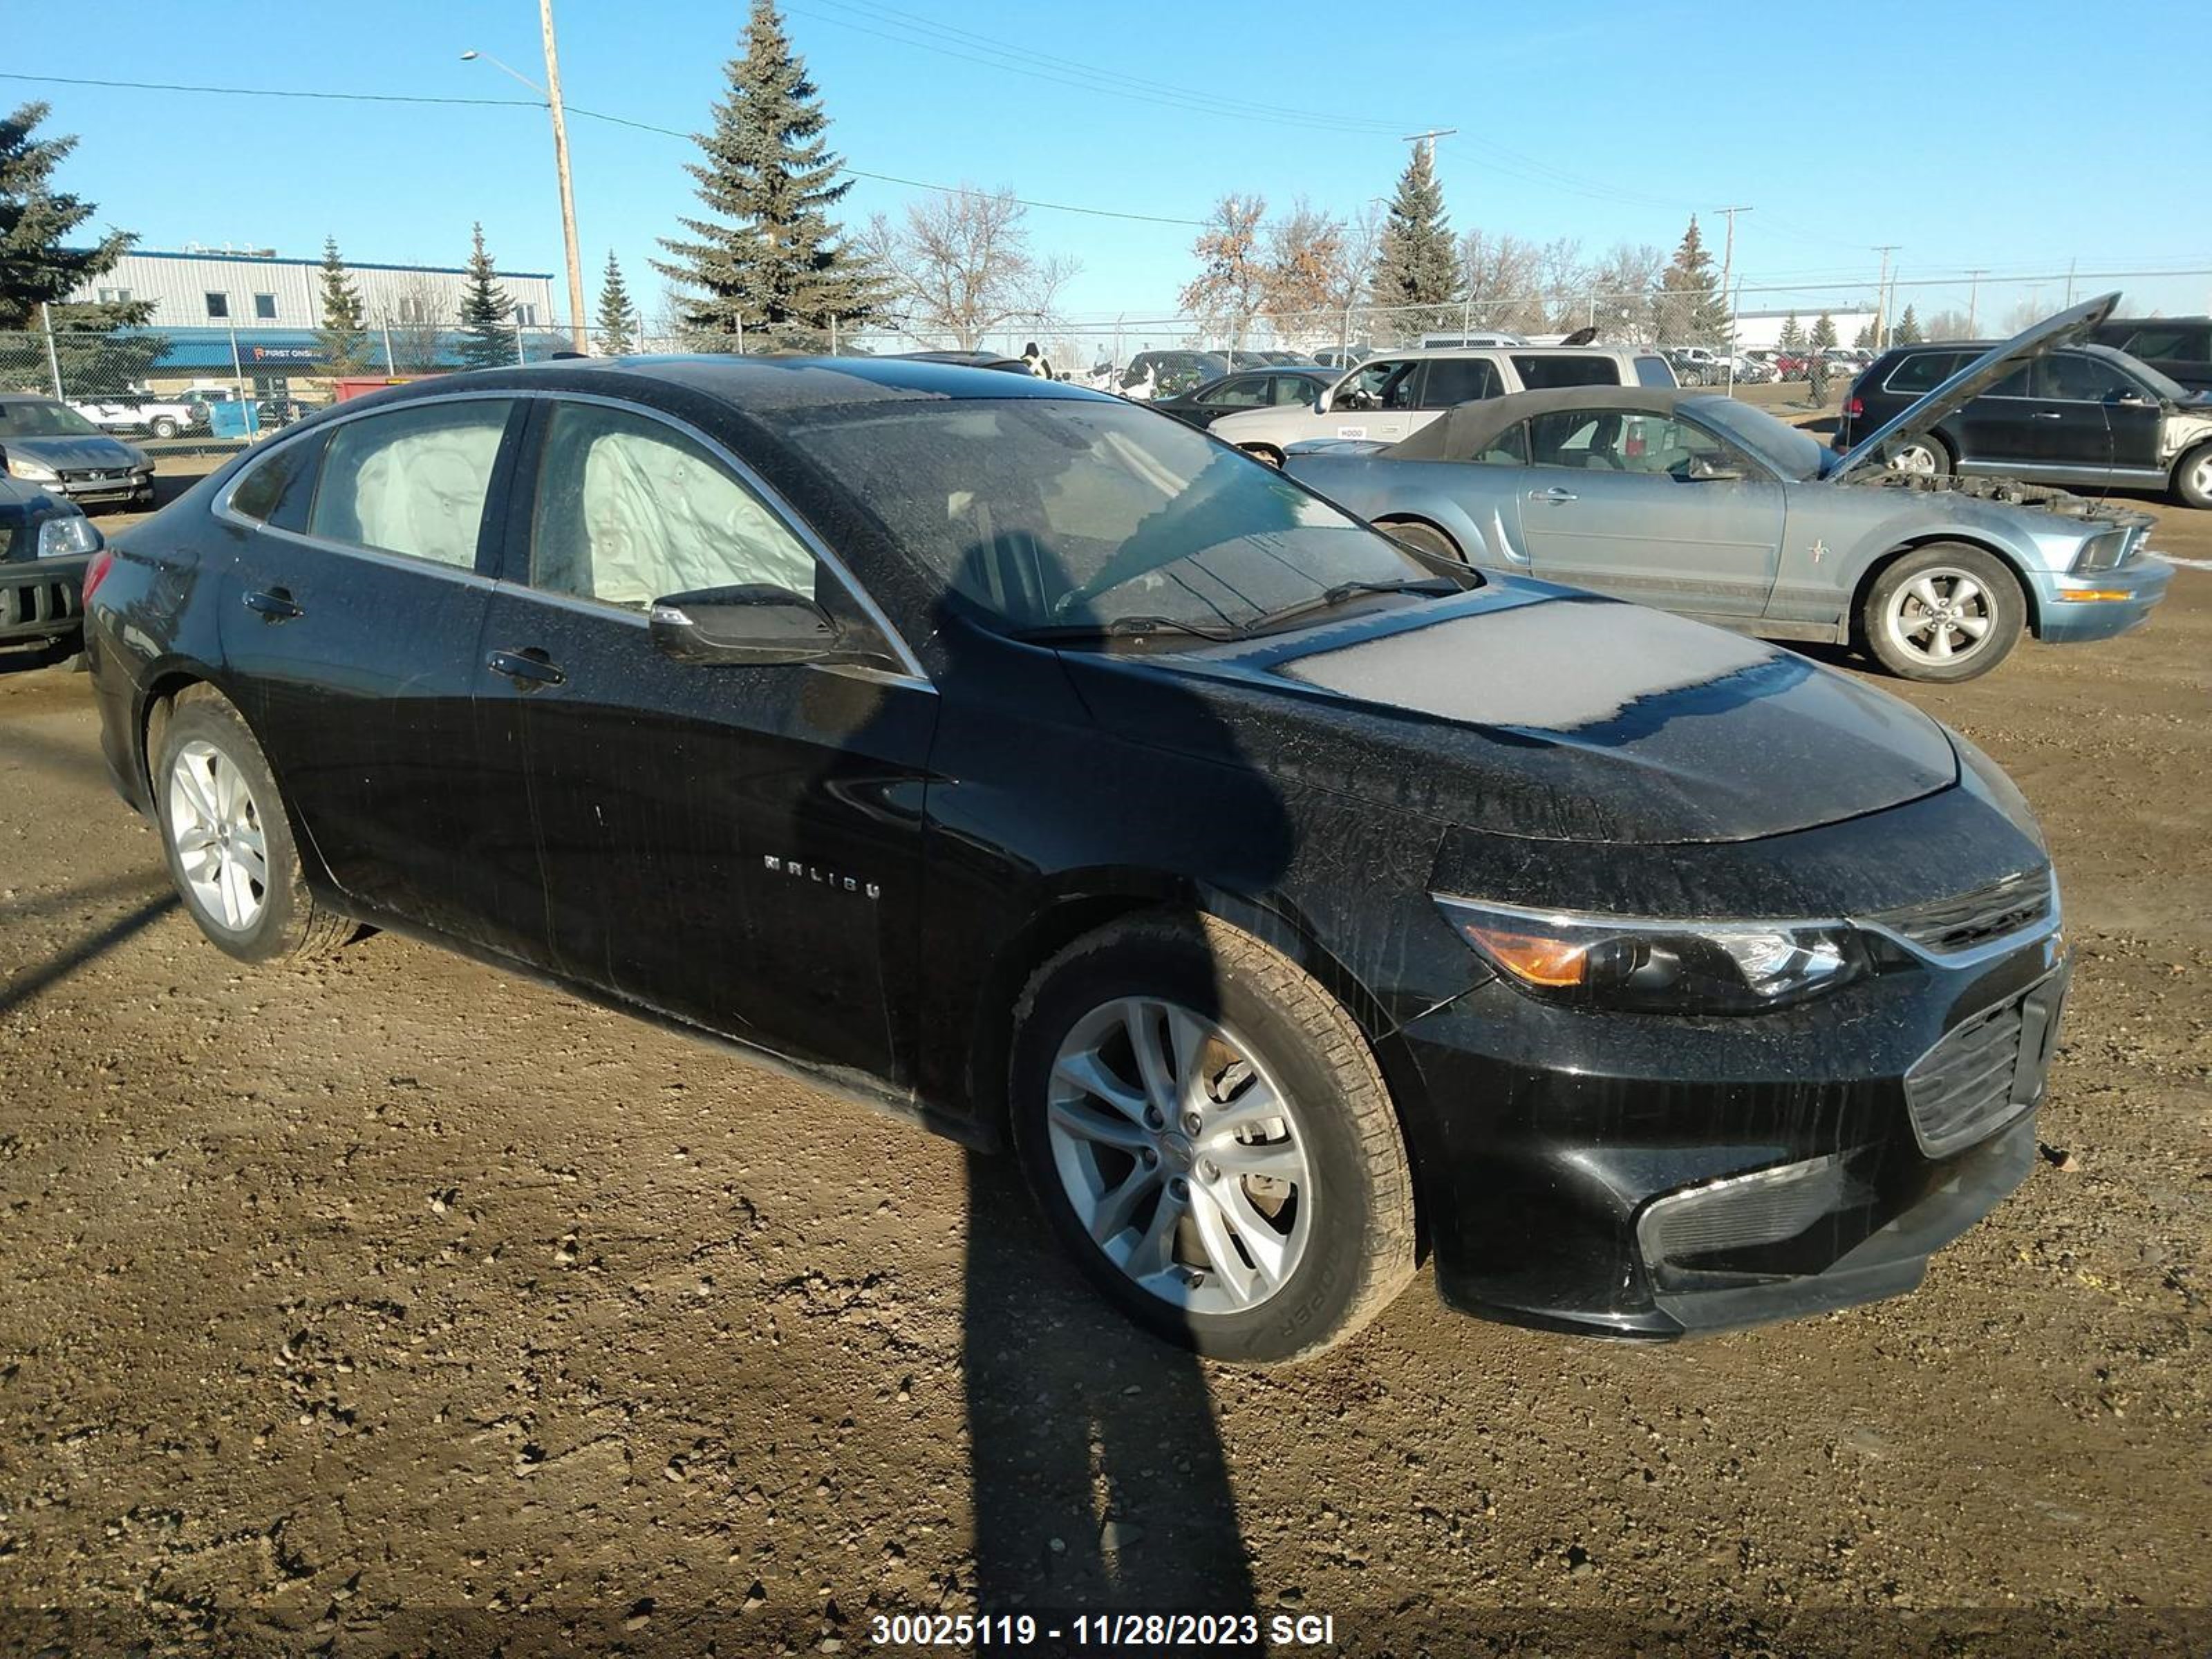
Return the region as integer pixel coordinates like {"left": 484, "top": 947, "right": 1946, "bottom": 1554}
{"left": 84, "top": 358, "right": 2068, "bottom": 1363}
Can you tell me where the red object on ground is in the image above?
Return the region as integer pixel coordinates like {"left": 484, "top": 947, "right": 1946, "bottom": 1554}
{"left": 331, "top": 375, "right": 435, "bottom": 402}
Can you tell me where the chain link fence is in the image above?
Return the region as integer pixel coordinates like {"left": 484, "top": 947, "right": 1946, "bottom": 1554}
{"left": 6, "top": 270, "right": 2193, "bottom": 457}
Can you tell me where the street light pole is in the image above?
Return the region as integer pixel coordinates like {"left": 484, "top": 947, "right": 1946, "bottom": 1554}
{"left": 462, "top": 9, "right": 587, "bottom": 355}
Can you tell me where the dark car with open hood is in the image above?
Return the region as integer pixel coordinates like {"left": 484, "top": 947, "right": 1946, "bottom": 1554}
{"left": 86, "top": 356, "right": 2070, "bottom": 1362}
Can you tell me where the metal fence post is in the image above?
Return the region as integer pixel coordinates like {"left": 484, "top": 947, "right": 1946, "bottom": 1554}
{"left": 40, "top": 303, "right": 64, "bottom": 401}
{"left": 229, "top": 326, "right": 258, "bottom": 435}
{"left": 380, "top": 315, "right": 396, "bottom": 376}
{"left": 515, "top": 324, "right": 527, "bottom": 367}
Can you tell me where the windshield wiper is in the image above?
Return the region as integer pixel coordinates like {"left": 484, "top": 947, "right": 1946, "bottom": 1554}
{"left": 1246, "top": 576, "right": 1462, "bottom": 633}
{"left": 1010, "top": 614, "right": 1252, "bottom": 644}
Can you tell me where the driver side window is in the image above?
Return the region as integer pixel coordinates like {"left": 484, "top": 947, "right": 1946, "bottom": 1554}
{"left": 1335, "top": 359, "right": 1409, "bottom": 411}
{"left": 531, "top": 402, "right": 818, "bottom": 610}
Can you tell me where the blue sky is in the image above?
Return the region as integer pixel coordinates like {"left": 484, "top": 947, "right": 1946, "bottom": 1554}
{"left": 9, "top": 0, "right": 2209, "bottom": 328}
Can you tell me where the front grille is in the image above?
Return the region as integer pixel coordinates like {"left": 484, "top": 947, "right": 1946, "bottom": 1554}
{"left": 1871, "top": 868, "right": 2054, "bottom": 959}
{"left": 60, "top": 468, "right": 126, "bottom": 483}
{"left": 1904, "top": 975, "right": 2063, "bottom": 1156}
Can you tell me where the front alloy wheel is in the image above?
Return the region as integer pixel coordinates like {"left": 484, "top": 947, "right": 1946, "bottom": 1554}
{"left": 1862, "top": 543, "right": 2023, "bottom": 682}
{"left": 1045, "top": 997, "right": 1313, "bottom": 1315}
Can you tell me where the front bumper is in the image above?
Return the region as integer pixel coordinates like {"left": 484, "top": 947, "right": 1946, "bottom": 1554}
{"left": 1398, "top": 921, "right": 2070, "bottom": 1339}
{"left": 0, "top": 553, "right": 88, "bottom": 645}
{"left": 2030, "top": 555, "right": 2174, "bottom": 643}
{"left": 37, "top": 467, "right": 153, "bottom": 505}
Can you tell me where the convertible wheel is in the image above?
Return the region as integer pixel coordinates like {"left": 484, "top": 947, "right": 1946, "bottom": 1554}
{"left": 1011, "top": 912, "right": 1416, "bottom": 1365}
{"left": 1382, "top": 521, "right": 1461, "bottom": 561}
{"left": 1243, "top": 445, "right": 1284, "bottom": 469}
{"left": 156, "top": 688, "right": 353, "bottom": 963}
{"left": 1862, "top": 544, "right": 2021, "bottom": 683}
{"left": 2174, "top": 442, "right": 2212, "bottom": 510}
{"left": 1885, "top": 435, "right": 1951, "bottom": 479}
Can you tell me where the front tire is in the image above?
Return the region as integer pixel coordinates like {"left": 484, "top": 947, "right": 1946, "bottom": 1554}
{"left": 1862, "top": 543, "right": 2023, "bottom": 682}
{"left": 2173, "top": 442, "right": 2212, "bottom": 509}
{"left": 1380, "top": 520, "right": 1462, "bottom": 561}
{"left": 154, "top": 687, "right": 353, "bottom": 963}
{"left": 150, "top": 417, "right": 179, "bottom": 440}
{"left": 1010, "top": 912, "right": 1416, "bottom": 1365}
{"left": 1242, "top": 444, "right": 1284, "bottom": 469}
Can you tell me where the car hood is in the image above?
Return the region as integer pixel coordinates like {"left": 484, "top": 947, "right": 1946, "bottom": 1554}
{"left": 1, "top": 432, "right": 147, "bottom": 469}
{"left": 1058, "top": 582, "right": 1958, "bottom": 845}
{"left": 1831, "top": 293, "right": 2119, "bottom": 482}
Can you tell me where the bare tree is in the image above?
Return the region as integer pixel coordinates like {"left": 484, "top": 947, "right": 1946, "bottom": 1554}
{"left": 1920, "top": 308, "right": 1976, "bottom": 341}
{"left": 1457, "top": 229, "right": 1543, "bottom": 332}
{"left": 1583, "top": 242, "right": 1665, "bottom": 342}
{"left": 1179, "top": 193, "right": 1269, "bottom": 350}
{"left": 865, "top": 187, "right": 1077, "bottom": 352}
{"left": 380, "top": 279, "right": 449, "bottom": 372}
{"left": 1257, "top": 200, "right": 1347, "bottom": 341}
{"left": 1533, "top": 237, "right": 1586, "bottom": 332}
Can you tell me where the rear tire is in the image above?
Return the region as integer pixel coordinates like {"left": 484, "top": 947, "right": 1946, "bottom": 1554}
{"left": 153, "top": 687, "right": 353, "bottom": 963}
{"left": 1009, "top": 912, "right": 1416, "bottom": 1365}
{"left": 1380, "top": 520, "right": 1462, "bottom": 562}
{"left": 2173, "top": 442, "right": 2212, "bottom": 509}
{"left": 1861, "top": 543, "right": 2023, "bottom": 682}
{"left": 1243, "top": 444, "right": 1284, "bottom": 469}
{"left": 150, "top": 417, "right": 179, "bottom": 440}
{"left": 1886, "top": 433, "right": 1953, "bottom": 479}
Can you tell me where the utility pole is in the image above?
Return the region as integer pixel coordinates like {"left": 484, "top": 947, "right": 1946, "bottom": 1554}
{"left": 2064, "top": 256, "right": 2079, "bottom": 307}
{"left": 1399, "top": 127, "right": 1458, "bottom": 166}
{"left": 1713, "top": 205, "right": 1753, "bottom": 308}
{"left": 538, "top": 0, "right": 587, "bottom": 353}
{"left": 1872, "top": 245, "right": 1900, "bottom": 349}
{"left": 1965, "top": 268, "right": 1986, "bottom": 335}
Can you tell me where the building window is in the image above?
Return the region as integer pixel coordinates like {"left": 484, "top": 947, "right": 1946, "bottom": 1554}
{"left": 514, "top": 303, "right": 538, "bottom": 327}
{"left": 96, "top": 286, "right": 135, "bottom": 304}
{"left": 395, "top": 296, "right": 429, "bottom": 324}
{"left": 205, "top": 292, "right": 230, "bottom": 319}
{"left": 253, "top": 292, "right": 278, "bottom": 320}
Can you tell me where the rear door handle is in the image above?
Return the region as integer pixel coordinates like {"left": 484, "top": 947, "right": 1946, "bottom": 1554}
{"left": 243, "top": 587, "right": 303, "bottom": 622}
{"left": 2031, "top": 410, "right": 2064, "bottom": 420}
{"left": 1530, "top": 486, "right": 1579, "bottom": 503}
{"left": 487, "top": 647, "right": 565, "bottom": 689}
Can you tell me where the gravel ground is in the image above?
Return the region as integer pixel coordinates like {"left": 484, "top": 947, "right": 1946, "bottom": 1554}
{"left": 0, "top": 464, "right": 2206, "bottom": 1656}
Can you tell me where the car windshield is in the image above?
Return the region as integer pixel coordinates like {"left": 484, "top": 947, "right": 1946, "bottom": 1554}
{"left": 782, "top": 396, "right": 1454, "bottom": 639}
{"left": 1687, "top": 398, "right": 1826, "bottom": 481}
{"left": 0, "top": 400, "right": 103, "bottom": 438}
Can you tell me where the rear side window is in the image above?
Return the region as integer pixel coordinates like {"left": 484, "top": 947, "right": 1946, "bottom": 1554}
{"left": 1194, "top": 375, "right": 1269, "bottom": 409}
{"left": 1880, "top": 352, "right": 1974, "bottom": 395}
{"left": 227, "top": 433, "right": 326, "bottom": 531}
{"left": 2120, "top": 325, "right": 2206, "bottom": 362}
{"left": 1471, "top": 422, "right": 1530, "bottom": 465}
{"left": 1418, "top": 358, "right": 1502, "bottom": 408}
{"left": 306, "top": 400, "right": 512, "bottom": 570}
{"left": 1633, "top": 355, "right": 1676, "bottom": 388}
{"left": 1511, "top": 354, "right": 1620, "bottom": 391}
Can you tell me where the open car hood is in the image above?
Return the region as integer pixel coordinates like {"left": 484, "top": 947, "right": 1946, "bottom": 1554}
{"left": 1830, "top": 292, "right": 2120, "bottom": 483}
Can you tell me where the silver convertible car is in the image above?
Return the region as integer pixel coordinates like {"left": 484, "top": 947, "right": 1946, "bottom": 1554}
{"left": 1282, "top": 297, "right": 2173, "bottom": 682}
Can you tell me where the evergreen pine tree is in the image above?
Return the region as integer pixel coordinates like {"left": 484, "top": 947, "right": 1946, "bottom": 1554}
{"left": 314, "top": 236, "right": 372, "bottom": 375}
{"left": 1852, "top": 321, "right": 1876, "bottom": 349}
{"left": 1655, "top": 217, "right": 1732, "bottom": 346}
{"left": 0, "top": 101, "right": 151, "bottom": 331}
{"left": 456, "top": 223, "right": 514, "bottom": 371}
{"left": 1364, "top": 144, "right": 1459, "bottom": 339}
{"left": 652, "top": 0, "right": 883, "bottom": 346}
{"left": 1777, "top": 314, "right": 1806, "bottom": 354}
{"left": 1893, "top": 305, "right": 1924, "bottom": 344}
{"left": 1810, "top": 312, "right": 1839, "bottom": 350}
{"left": 595, "top": 250, "right": 637, "bottom": 354}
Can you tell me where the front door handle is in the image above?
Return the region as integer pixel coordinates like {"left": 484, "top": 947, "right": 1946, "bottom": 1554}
{"left": 487, "top": 647, "right": 565, "bottom": 689}
{"left": 243, "top": 587, "right": 303, "bottom": 622}
{"left": 2032, "top": 410, "right": 2064, "bottom": 420}
{"left": 1530, "top": 486, "right": 1579, "bottom": 504}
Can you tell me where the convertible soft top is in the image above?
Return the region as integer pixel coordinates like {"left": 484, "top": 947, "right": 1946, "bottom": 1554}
{"left": 1387, "top": 386, "right": 1721, "bottom": 462}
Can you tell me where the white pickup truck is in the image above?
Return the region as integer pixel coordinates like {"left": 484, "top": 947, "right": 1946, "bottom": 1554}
{"left": 68, "top": 395, "right": 209, "bottom": 441}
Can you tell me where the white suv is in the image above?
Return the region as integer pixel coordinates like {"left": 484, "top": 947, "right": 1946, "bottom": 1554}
{"left": 1208, "top": 346, "right": 1676, "bottom": 460}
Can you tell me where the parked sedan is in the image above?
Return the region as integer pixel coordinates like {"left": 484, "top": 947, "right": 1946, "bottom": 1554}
{"left": 1145, "top": 366, "right": 1337, "bottom": 430}
{"left": 91, "top": 356, "right": 2070, "bottom": 1361}
{"left": 1284, "top": 298, "right": 2170, "bottom": 682}
{"left": 0, "top": 395, "right": 156, "bottom": 510}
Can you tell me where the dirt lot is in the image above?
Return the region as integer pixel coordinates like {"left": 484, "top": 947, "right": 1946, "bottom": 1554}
{"left": 1, "top": 458, "right": 2207, "bottom": 1656}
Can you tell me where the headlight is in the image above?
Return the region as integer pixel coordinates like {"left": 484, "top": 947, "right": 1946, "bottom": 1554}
{"left": 36, "top": 515, "right": 101, "bottom": 559}
{"left": 2071, "top": 529, "right": 2133, "bottom": 574}
{"left": 1434, "top": 895, "right": 1868, "bottom": 1014}
{"left": 6, "top": 454, "right": 59, "bottom": 482}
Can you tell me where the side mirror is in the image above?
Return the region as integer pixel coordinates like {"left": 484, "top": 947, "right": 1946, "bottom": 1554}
{"left": 1314, "top": 388, "right": 1334, "bottom": 415}
{"left": 1687, "top": 456, "right": 1743, "bottom": 482}
{"left": 2108, "top": 388, "right": 2152, "bottom": 406}
{"left": 650, "top": 584, "right": 845, "bottom": 666}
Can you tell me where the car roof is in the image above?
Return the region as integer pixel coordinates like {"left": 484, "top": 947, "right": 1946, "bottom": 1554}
{"left": 332, "top": 354, "right": 1099, "bottom": 417}
{"left": 1386, "top": 386, "right": 1730, "bottom": 460}
{"left": 1360, "top": 345, "right": 1648, "bottom": 362}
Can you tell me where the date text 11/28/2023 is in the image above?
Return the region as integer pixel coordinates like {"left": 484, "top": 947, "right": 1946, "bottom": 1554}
{"left": 868, "top": 1611, "right": 1340, "bottom": 1650}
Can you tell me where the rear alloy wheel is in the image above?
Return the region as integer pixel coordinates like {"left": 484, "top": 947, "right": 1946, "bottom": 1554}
{"left": 155, "top": 688, "right": 353, "bottom": 963}
{"left": 150, "top": 417, "right": 179, "bottom": 440}
{"left": 1244, "top": 444, "right": 1285, "bottom": 469}
{"left": 1885, "top": 435, "right": 1951, "bottom": 479}
{"left": 1862, "top": 544, "right": 2022, "bottom": 682}
{"left": 2174, "top": 442, "right": 2212, "bottom": 510}
{"left": 1011, "top": 913, "right": 1416, "bottom": 1365}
